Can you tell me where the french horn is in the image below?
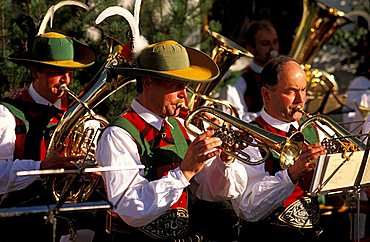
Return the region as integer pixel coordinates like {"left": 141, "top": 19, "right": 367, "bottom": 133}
{"left": 47, "top": 38, "right": 136, "bottom": 203}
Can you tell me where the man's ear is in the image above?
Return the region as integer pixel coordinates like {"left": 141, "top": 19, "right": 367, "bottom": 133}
{"left": 261, "top": 86, "right": 270, "bottom": 103}
{"left": 30, "top": 66, "right": 39, "bottom": 80}
{"left": 142, "top": 76, "right": 151, "bottom": 89}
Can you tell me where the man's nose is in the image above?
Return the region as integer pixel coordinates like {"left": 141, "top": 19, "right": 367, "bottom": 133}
{"left": 60, "top": 72, "right": 72, "bottom": 84}
{"left": 295, "top": 91, "right": 305, "bottom": 103}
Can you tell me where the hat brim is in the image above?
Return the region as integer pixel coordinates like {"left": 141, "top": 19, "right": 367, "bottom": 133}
{"left": 111, "top": 46, "right": 219, "bottom": 83}
{"left": 8, "top": 39, "right": 95, "bottom": 69}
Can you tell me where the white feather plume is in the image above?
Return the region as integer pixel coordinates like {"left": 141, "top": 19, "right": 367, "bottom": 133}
{"left": 95, "top": 7, "right": 138, "bottom": 40}
{"left": 37, "top": 0, "right": 89, "bottom": 36}
{"left": 95, "top": 0, "right": 148, "bottom": 62}
{"left": 134, "top": 0, "right": 142, "bottom": 29}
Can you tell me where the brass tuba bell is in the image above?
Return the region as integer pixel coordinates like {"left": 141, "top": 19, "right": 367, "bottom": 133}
{"left": 289, "top": 0, "right": 352, "bottom": 115}
{"left": 187, "top": 26, "right": 253, "bottom": 114}
{"left": 289, "top": 0, "right": 352, "bottom": 64}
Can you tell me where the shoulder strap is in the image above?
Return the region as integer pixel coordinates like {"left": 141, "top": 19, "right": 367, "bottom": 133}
{"left": 167, "top": 117, "right": 188, "bottom": 159}
{"left": 0, "top": 101, "right": 29, "bottom": 132}
{"left": 300, "top": 116, "right": 320, "bottom": 144}
{"left": 110, "top": 116, "right": 152, "bottom": 157}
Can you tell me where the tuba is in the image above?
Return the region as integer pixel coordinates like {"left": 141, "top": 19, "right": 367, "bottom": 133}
{"left": 187, "top": 27, "right": 253, "bottom": 115}
{"left": 289, "top": 0, "right": 351, "bottom": 64}
{"left": 289, "top": 0, "right": 352, "bottom": 114}
{"left": 47, "top": 38, "right": 136, "bottom": 203}
{"left": 184, "top": 106, "right": 305, "bottom": 167}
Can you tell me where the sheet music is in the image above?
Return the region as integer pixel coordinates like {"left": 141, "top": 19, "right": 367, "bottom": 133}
{"left": 310, "top": 151, "right": 365, "bottom": 195}
{"left": 360, "top": 152, "right": 370, "bottom": 185}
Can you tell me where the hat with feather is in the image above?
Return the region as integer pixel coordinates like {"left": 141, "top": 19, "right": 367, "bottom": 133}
{"left": 95, "top": 1, "right": 219, "bottom": 83}
{"left": 8, "top": 1, "right": 95, "bottom": 68}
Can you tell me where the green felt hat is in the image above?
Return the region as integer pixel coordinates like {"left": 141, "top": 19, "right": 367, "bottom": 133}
{"left": 8, "top": 32, "right": 95, "bottom": 68}
{"left": 115, "top": 40, "right": 219, "bottom": 83}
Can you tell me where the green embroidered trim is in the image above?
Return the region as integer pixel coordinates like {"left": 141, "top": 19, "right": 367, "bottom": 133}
{"left": 110, "top": 117, "right": 152, "bottom": 157}
{"left": 167, "top": 117, "right": 187, "bottom": 159}
{"left": 1, "top": 101, "right": 29, "bottom": 132}
{"left": 300, "top": 116, "right": 320, "bottom": 144}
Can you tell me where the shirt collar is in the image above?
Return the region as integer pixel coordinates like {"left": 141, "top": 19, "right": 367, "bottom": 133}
{"left": 250, "top": 60, "right": 264, "bottom": 74}
{"left": 260, "top": 108, "right": 299, "bottom": 132}
{"left": 28, "top": 83, "right": 62, "bottom": 109}
{"left": 131, "top": 99, "right": 173, "bottom": 131}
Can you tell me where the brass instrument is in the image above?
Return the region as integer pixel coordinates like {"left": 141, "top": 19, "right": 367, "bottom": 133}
{"left": 295, "top": 106, "right": 365, "bottom": 158}
{"left": 356, "top": 103, "right": 370, "bottom": 120}
{"left": 184, "top": 106, "right": 305, "bottom": 167}
{"left": 187, "top": 27, "right": 253, "bottom": 113}
{"left": 47, "top": 38, "right": 136, "bottom": 203}
{"left": 289, "top": 0, "right": 351, "bottom": 114}
{"left": 186, "top": 87, "right": 239, "bottom": 118}
{"left": 303, "top": 64, "right": 347, "bottom": 114}
{"left": 289, "top": 0, "right": 351, "bottom": 64}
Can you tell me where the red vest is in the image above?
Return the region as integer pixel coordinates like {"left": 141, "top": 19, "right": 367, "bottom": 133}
{"left": 4, "top": 87, "right": 67, "bottom": 160}
{"left": 254, "top": 116, "right": 317, "bottom": 206}
{"left": 242, "top": 65, "right": 263, "bottom": 112}
{"left": 115, "top": 109, "right": 190, "bottom": 209}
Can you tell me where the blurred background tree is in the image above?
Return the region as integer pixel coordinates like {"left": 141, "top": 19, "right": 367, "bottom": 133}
{"left": 1, "top": 0, "right": 369, "bottom": 120}
{"left": 0, "top": 0, "right": 219, "bottom": 121}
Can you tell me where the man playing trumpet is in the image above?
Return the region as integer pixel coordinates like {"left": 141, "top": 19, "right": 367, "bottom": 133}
{"left": 95, "top": 40, "right": 248, "bottom": 241}
{"left": 235, "top": 56, "right": 328, "bottom": 242}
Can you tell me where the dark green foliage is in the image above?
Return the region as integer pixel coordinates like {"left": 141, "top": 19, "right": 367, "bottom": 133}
{"left": 1, "top": 0, "right": 216, "bottom": 121}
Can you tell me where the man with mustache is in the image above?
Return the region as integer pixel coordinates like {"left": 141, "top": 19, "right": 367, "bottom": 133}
{"left": 0, "top": 32, "right": 96, "bottom": 241}
{"left": 235, "top": 56, "right": 328, "bottom": 242}
{"left": 96, "top": 40, "right": 248, "bottom": 242}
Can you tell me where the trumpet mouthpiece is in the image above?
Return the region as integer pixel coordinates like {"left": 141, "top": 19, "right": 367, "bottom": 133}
{"left": 58, "top": 83, "right": 68, "bottom": 91}
{"left": 176, "top": 103, "right": 190, "bottom": 112}
{"left": 295, "top": 105, "right": 304, "bottom": 113}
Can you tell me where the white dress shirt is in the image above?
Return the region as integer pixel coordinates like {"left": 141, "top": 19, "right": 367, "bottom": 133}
{"left": 95, "top": 99, "right": 248, "bottom": 227}
{"left": 0, "top": 84, "right": 62, "bottom": 194}
{"left": 233, "top": 108, "right": 330, "bottom": 222}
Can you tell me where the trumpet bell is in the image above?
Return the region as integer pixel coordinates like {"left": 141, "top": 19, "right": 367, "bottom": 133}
{"left": 184, "top": 106, "right": 305, "bottom": 167}
{"left": 280, "top": 132, "right": 305, "bottom": 169}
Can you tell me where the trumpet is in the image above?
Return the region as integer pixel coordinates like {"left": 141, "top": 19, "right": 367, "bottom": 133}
{"left": 295, "top": 106, "right": 365, "bottom": 157}
{"left": 186, "top": 87, "right": 240, "bottom": 118}
{"left": 182, "top": 106, "right": 304, "bottom": 167}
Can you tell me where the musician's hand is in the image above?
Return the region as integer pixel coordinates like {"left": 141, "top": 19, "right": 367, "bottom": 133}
{"left": 180, "top": 130, "right": 222, "bottom": 181}
{"left": 287, "top": 143, "right": 326, "bottom": 183}
{"left": 41, "top": 146, "right": 81, "bottom": 171}
{"left": 220, "top": 152, "right": 235, "bottom": 164}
